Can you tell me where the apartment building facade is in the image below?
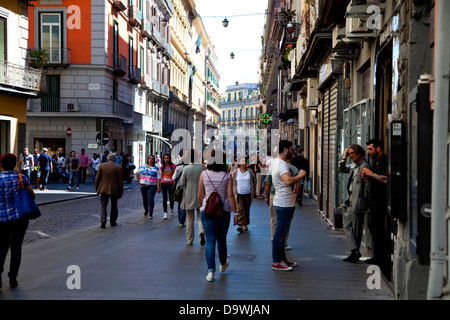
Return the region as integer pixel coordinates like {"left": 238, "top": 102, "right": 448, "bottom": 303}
{"left": 26, "top": 0, "right": 173, "bottom": 168}
{"left": 261, "top": 0, "right": 450, "bottom": 299}
{"left": 0, "top": 0, "right": 44, "bottom": 156}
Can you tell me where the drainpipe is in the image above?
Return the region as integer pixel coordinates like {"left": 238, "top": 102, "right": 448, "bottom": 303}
{"left": 427, "top": 0, "right": 450, "bottom": 300}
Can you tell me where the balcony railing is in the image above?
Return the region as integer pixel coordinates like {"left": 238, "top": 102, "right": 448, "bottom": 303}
{"left": 142, "top": 74, "right": 152, "bottom": 90}
{"left": 28, "top": 47, "right": 71, "bottom": 67}
{"left": 141, "top": 19, "right": 151, "bottom": 38}
{"left": 152, "top": 78, "right": 161, "bottom": 93}
{"left": 28, "top": 97, "right": 133, "bottom": 120}
{"left": 128, "top": 6, "right": 143, "bottom": 28}
{"left": 112, "top": 0, "right": 127, "bottom": 11}
{"left": 218, "top": 115, "right": 259, "bottom": 122}
{"left": 0, "top": 60, "right": 45, "bottom": 95}
{"left": 151, "top": 24, "right": 161, "bottom": 44}
{"left": 166, "top": 45, "right": 174, "bottom": 59}
{"left": 113, "top": 53, "right": 127, "bottom": 76}
{"left": 161, "top": 83, "right": 169, "bottom": 97}
{"left": 129, "top": 66, "right": 141, "bottom": 84}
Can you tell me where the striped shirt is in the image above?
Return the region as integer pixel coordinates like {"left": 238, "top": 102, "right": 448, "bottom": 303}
{"left": 160, "top": 163, "right": 177, "bottom": 183}
{"left": 0, "top": 171, "right": 30, "bottom": 222}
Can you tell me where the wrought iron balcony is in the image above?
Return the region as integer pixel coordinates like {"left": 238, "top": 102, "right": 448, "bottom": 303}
{"left": 141, "top": 19, "right": 151, "bottom": 38}
{"left": 129, "top": 66, "right": 141, "bottom": 84}
{"left": 0, "top": 59, "right": 45, "bottom": 97}
{"left": 27, "top": 97, "right": 133, "bottom": 120}
{"left": 128, "top": 5, "right": 143, "bottom": 28}
{"left": 113, "top": 53, "right": 127, "bottom": 76}
{"left": 151, "top": 24, "right": 161, "bottom": 45}
{"left": 112, "top": 0, "right": 127, "bottom": 11}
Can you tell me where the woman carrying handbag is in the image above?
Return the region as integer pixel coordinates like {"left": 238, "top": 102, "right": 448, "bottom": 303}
{"left": 0, "top": 153, "right": 36, "bottom": 289}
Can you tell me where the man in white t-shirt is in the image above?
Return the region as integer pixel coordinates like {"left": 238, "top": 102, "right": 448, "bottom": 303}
{"left": 270, "top": 140, "right": 306, "bottom": 271}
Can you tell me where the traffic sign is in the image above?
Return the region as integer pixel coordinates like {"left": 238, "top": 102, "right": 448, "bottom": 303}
{"left": 66, "top": 127, "right": 72, "bottom": 137}
{"left": 96, "top": 132, "right": 110, "bottom": 146}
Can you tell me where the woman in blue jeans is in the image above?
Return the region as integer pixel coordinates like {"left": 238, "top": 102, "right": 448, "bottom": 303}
{"left": 136, "top": 155, "right": 161, "bottom": 218}
{"left": 0, "top": 153, "right": 36, "bottom": 289}
{"left": 198, "top": 150, "right": 237, "bottom": 282}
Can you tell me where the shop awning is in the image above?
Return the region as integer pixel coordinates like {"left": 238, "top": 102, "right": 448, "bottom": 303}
{"left": 147, "top": 133, "right": 173, "bottom": 149}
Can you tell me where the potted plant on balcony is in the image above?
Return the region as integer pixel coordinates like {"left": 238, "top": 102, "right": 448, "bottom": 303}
{"left": 29, "top": 48, "right": 49, "bottom": 69}
{"left": 279, "top": 9, "right": 296, "bottom": 27}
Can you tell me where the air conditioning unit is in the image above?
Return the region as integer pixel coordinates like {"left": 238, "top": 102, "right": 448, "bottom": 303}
{"left": 306, "top": 78, "right": 319, "bottom": 109}
{"left": 345, "top": 17, "right": 377, "bottom": 39}
{"left": 67, "top": 103, "right": 79, "bottom": 112}
{"left": 332, "top": 24, "right": 346, "bottom": 49}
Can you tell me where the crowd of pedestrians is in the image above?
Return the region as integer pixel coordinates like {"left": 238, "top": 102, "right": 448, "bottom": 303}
{"left": 0, "top": 136, "right": 392, "bottom": 287}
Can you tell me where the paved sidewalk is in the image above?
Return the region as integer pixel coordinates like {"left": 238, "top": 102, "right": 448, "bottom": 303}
{"left": 33, "top": 181, "right": 131, "bottom": 205}
{"left": 0, "top": 192, "right": 394, "bottom": 301}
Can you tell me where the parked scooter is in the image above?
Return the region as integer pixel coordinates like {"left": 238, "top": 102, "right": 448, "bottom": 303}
{"left": 49, "top": 166, "right": 69, "bottom": 184}
{"left": 124, "top": 163, "right": 135, "bottom": 184}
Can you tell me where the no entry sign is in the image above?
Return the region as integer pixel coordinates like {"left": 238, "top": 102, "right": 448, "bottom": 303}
{"left": 67, "top": 127, "right": 72, "bottom": 137}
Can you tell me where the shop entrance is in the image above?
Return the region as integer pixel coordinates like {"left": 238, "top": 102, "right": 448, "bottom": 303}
{"left": 34, "top": 138, "right": 66, "bottom": 157}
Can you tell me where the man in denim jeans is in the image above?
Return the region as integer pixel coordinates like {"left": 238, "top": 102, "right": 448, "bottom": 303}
{"left": 66, "top": 151, "right": 81, "bottom": 191}
{"left": 270, "top": 140, "right": 307, "bottom": 271}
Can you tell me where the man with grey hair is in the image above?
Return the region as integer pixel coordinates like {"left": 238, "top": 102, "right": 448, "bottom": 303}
{"left": 95, "top": 152, "right": 123, "bottom": 228}
{"left": 339, "top": 144, "right": 371, "bottom": 262}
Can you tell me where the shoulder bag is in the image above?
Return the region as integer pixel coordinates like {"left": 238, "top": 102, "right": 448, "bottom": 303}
{"left": 14, "top": 174, "right": 41, "bottom": 219}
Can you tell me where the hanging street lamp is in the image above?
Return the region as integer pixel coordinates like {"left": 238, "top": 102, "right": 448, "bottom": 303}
{"left": 222, "top": 17, "right": 229, "bottom": 27}
{"left": 230, "top": 52, "right": 235, "bottom": 59}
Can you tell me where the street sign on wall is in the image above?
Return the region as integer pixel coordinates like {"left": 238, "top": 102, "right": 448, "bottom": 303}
{"left": 96, "top": 132, "right": 110, "bottom": 146}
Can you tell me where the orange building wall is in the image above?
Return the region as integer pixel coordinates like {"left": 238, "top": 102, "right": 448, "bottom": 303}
{"left": 28, "top": 0, "right": 91, "bottom": 65}
{"left": 107, "top": 7, "right": 144, "bottom": 70}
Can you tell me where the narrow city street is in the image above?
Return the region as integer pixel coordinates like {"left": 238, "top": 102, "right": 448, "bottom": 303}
{"left": 1, "top": 180, "right": 394, "bottom": 302}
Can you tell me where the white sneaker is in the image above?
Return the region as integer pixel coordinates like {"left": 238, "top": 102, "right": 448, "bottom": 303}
{"left": 219, "top": 259, "right": 229, "bottom": 272}
{"left": 163, "top": 212, "right": 168, "bottom": 219}
{"left": 206, "top": 272, "right": 214, "bottom": 282}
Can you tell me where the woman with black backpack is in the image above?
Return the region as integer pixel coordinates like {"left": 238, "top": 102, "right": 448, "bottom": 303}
{"left": 198, "top": 149, "right": 237, "bottom": 282}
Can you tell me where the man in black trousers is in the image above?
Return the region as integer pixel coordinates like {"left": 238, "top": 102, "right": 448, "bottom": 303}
{"left": 360, "top": 138, "right": 391, "bottom": 280}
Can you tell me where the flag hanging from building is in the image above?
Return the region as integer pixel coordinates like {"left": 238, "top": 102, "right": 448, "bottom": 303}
{"left": 195, "top": 35, "right": 202, "bottom": 53}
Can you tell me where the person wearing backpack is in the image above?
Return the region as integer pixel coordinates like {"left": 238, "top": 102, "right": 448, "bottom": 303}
{"left": 198, "top": 149, "right": 237, "bottom": 282}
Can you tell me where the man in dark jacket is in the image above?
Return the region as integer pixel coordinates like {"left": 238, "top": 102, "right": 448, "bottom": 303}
{"left": 339, "top": 144, "right": 370, "bottom": 263}
{"left": 361, "top": 139, "right": 391, "bottom": 278}
{"left": 37, "top": 148, "right": 53, "bottom": 191}
{"left": 95, "top": 153, "right": 123, "bottom": 228}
